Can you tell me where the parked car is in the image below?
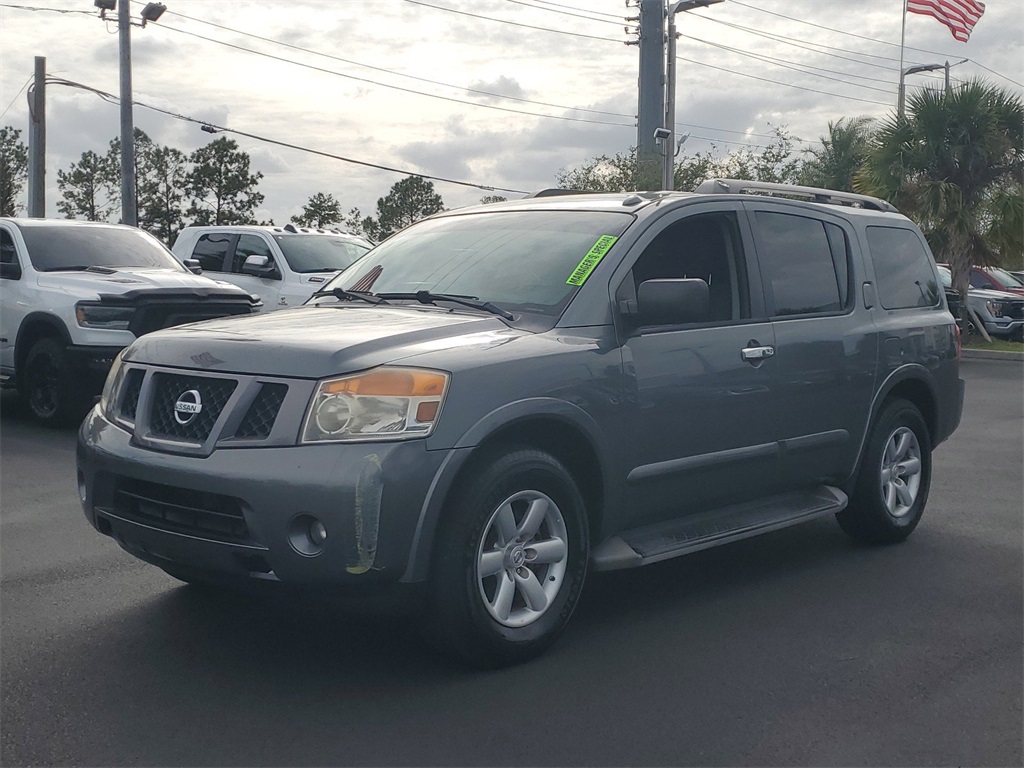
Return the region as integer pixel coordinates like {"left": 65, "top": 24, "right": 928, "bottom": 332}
{"left": 938, "top": 265, "right": 1024, "bottom": 339}
{"left": 0, "top": 218, "right": 261, "bottom": 424}
{"left": 171, "top": 224, "right": 373, "bottom": 311}
{"left": 78, "top": 181, "right": 963, "bottom": 667}
{"left": 1007, "top": 270, "right": 1024, "bottom": 284}
{"left": 943, "top": 264, "right": 1024, "bottom": 296}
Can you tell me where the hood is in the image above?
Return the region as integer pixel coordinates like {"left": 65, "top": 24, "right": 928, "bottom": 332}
{"left": 969, "top": 287, "right": 1024, "bottom": 301}
{"left": 123, "top": 305, "right": 522, "bottom": 378}
{"left": 36, "top": 267, "right": 254, "bottom": 299}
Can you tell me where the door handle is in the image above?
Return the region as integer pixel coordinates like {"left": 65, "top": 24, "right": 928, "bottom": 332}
{"left": 741, "top": 345, "right": 774, "bottom": 361}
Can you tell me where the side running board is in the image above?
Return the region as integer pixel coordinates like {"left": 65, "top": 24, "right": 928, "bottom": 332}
{"left": 591, "top": 485, "right": 848, "bottom": 571}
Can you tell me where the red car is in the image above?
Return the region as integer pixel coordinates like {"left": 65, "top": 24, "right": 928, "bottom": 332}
{"left": 968, "top": 265, "right": 1024, "bottom": 295}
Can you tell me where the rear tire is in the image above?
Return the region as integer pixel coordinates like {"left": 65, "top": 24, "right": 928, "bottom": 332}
{"left": 22, "top": 338, "right": 89, "bottom": 426}
{"left": 429, "top": 447, "right": 589, "bottom": 668}
{"left": 837, "top": 398, "right": 932, "bottom": 544}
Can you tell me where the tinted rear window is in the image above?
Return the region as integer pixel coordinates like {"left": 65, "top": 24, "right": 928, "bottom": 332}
{"left": 866, "top": 226, "right": 939, "bottom": 309}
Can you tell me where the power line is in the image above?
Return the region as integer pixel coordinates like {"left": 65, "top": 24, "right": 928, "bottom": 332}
{"left": 681, "top": 34, "right": 896, "bottom": 94}
{"left": 0, "top": 2, "right": 91, "bottom": 13}
{"left": 675, "top": 54, "right": 892, "bottom": 107}
{"left": 730, "top": 0, "right": 1023, "bottom": 88}
{"left": 696, "top": 16, "right": 905, "bottom": 71}
{"left": 154, "top": 22, "right": 635, "bottom": 128}
{"left": 147, "top": 2, "right": 636, "bottom": 119}
{"left": 0, "top": 74, "right": 32, "bottom": 121}
{"left": 3, "top": 2, "right": 795, "bottom": 151}
{"left": 502, "top": 0, "right": 631, "bottom": 28}
{"left": 729, "top": 0, "right": 953, "bottom": 58}
{"left": 526, "top": 0, "right": 625, "bottom": 22}
{"left": 404, "top": 0, "right": 623, "bottom": 43}
{"left": 44, "top": 77, "right": 532, "bottom": 195}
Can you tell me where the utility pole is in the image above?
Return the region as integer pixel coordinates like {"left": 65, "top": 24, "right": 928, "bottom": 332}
{"left": 119, "top": 0, "right": 137, "bottom": 226}
{"left": 27, "top": 56, "right": 45, "bottom": 218}
{"left": 636, "top": 0, "right": 664, "bottom": 190}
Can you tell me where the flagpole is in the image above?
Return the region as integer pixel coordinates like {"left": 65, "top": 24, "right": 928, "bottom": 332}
{"left": 898, "top": 0, "right": 908, "bottom": 117}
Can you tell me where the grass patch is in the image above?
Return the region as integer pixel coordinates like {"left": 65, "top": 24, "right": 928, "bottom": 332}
{"left": 963, "top": 336, "right": 1024, "bottom": 352}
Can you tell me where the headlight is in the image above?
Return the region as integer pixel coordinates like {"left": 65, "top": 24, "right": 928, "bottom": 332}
{"left": 302, "top": 367, "right": 449, "bottom": 443}
{"left": 76, "top": 302, "right": 135, "bottom": 330}
{"left": 985, "top": 300, "right": 1005, "bottom": 317}
{"left": 99, "top": 350, "right": 127, "bottom": 420}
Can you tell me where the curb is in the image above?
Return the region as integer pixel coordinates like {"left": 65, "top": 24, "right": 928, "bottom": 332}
{"left": 962, "top": 348, "right": 1024, "bottom": 361}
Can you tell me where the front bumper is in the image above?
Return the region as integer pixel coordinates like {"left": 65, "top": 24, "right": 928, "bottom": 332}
{"left": 983, "top": 318, "right": 1024, "bottom": 338}
{"left": 77, "top": 408, "right": 451, "bottom": 585}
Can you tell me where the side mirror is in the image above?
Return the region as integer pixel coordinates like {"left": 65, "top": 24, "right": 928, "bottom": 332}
{"left": 637, "top": 278, "right": 710, "bottom": 326}
{"left": 182, "top": 258, "right": 202, "bottom": 275}
{"left": 0, "top": 261, "right": 22, "bottom": 280}
{"left": 241, "top": 254, "right": 280, "bottom": 279}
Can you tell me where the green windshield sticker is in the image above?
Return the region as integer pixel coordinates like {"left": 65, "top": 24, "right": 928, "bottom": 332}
{"left": 566, "top": 235, "right": 618, "bottom": 286}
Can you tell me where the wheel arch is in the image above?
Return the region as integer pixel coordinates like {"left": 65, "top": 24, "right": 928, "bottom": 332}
{"left": 846, "top": 365, "right": 937, "bottom": 490}
{"left": 402, "top": 399, "right": 612, "bottom": 583}
{"left": 15, "top": 313, "right": 71, "bottom": 383}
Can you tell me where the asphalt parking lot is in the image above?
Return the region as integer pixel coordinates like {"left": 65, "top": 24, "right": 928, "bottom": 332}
{"left": 1, "top": 358, "right": 1021, "bottom": 767}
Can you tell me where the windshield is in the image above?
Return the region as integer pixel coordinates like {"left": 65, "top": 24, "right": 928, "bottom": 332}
{"left": 21, "top": 225, "right": 186, "bottom": 272}
{"left": 937, "top": 266, "right": 952, "bottom": 287}
{"left": 989, "top": 267, "right": 1024, "bottom": 288}
{"left": 318, "top": 210, "right": 633, "bottom": 316}
{"left": 275, "top": 234, "right": 373, "bottom": 273}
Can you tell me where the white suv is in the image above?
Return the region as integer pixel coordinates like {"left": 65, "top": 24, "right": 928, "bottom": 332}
{"left": 171, "top": 224, "right": 373, "bottom": 311}
{"left": 0, "top": 218, "right": 260, "bottom": 424}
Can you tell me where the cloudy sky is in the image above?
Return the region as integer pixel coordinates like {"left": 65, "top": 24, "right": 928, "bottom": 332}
{"left": 1, "top": 0, "right": 1021, "bottom": 226}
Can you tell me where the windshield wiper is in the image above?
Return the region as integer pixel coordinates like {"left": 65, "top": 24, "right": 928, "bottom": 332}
{"left": 308, "top": 287, "right": 390, "bottom": 305}
{"left": 376, "top": 291, "right": 514, "bottom": 320}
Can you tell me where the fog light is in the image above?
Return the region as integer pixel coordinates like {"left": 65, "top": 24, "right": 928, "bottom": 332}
{"left": 77, "top": 471, "right": 88, "bottom": 504}
{"left": 287, "top": 514, "right": 328, "bottom": 557}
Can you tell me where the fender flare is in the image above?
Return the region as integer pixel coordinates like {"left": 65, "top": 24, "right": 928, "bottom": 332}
{"left": 846, "top": 363, "right": 938, "bottom": 486}
{"left": 15, "top": 312, "right": 72, "bottom": 371}
{"left": 401, "top": 397, "right": 615, "bottom": 582}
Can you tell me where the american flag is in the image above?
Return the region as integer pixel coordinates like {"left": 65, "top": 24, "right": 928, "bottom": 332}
{"left": 907, "top": 0, "right": 986, "bottom": 42}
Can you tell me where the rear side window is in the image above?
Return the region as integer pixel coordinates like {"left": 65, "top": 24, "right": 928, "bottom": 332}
{"left": 866, "top": 226, "right": 940, "bottom": 309}
{"left": 755, "top": 211, "right": 846, "bottom": 317}
{"left": 191, "top": 234, "right": 232, "bottom": 272}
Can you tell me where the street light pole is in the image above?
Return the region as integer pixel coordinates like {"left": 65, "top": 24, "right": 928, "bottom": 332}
{"left": 662, "top": 0, "right": 722, "bottom": 190}
{"left": 897, "top": 59, "right": 965, "bottom": 118}
{"left": 118, "top": 0, "right": 136, "bottom": 226}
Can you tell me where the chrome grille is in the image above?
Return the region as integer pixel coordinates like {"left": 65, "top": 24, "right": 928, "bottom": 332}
{"left": 149, "top": 373, "right": 236, "bottom": 442}
{"left": 235, "top": 383, "right": 288, "bottom": 439}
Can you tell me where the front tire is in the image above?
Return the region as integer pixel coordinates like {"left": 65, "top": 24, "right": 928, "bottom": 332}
{"left": 430, "top": 447, "right": 589, "bottom": 668}
{"left": 22, "top": 338, "right": 88, "bottom": 426}
{"left": 837, "top": 398, "right": 932, "bottom": 544}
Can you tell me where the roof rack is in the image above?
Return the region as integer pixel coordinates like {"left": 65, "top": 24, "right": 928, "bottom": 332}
{"left": 527, "top": 188, "right": 604, "bottom": 198}
{"left": 695, "top": 178, "right": 898, "bottom": 213}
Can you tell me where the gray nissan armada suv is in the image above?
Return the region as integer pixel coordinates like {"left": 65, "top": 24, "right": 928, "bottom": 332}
{"left": 77, "top": 180, "right": 964, "bottom": 667}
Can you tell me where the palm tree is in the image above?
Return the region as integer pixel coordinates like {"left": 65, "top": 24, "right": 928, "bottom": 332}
{"left": 856, "top": 79, "right": 1023, "bottom": 302}
{"left": 800, "top": 116, "right": 875, "bottom": 192}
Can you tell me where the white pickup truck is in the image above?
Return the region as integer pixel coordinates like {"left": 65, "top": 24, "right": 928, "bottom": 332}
{"left": 0, "top": 218, "right": 261, "bottom": 424}
{"left": 171, "top": 224, "right": 373, "bottom": 311}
